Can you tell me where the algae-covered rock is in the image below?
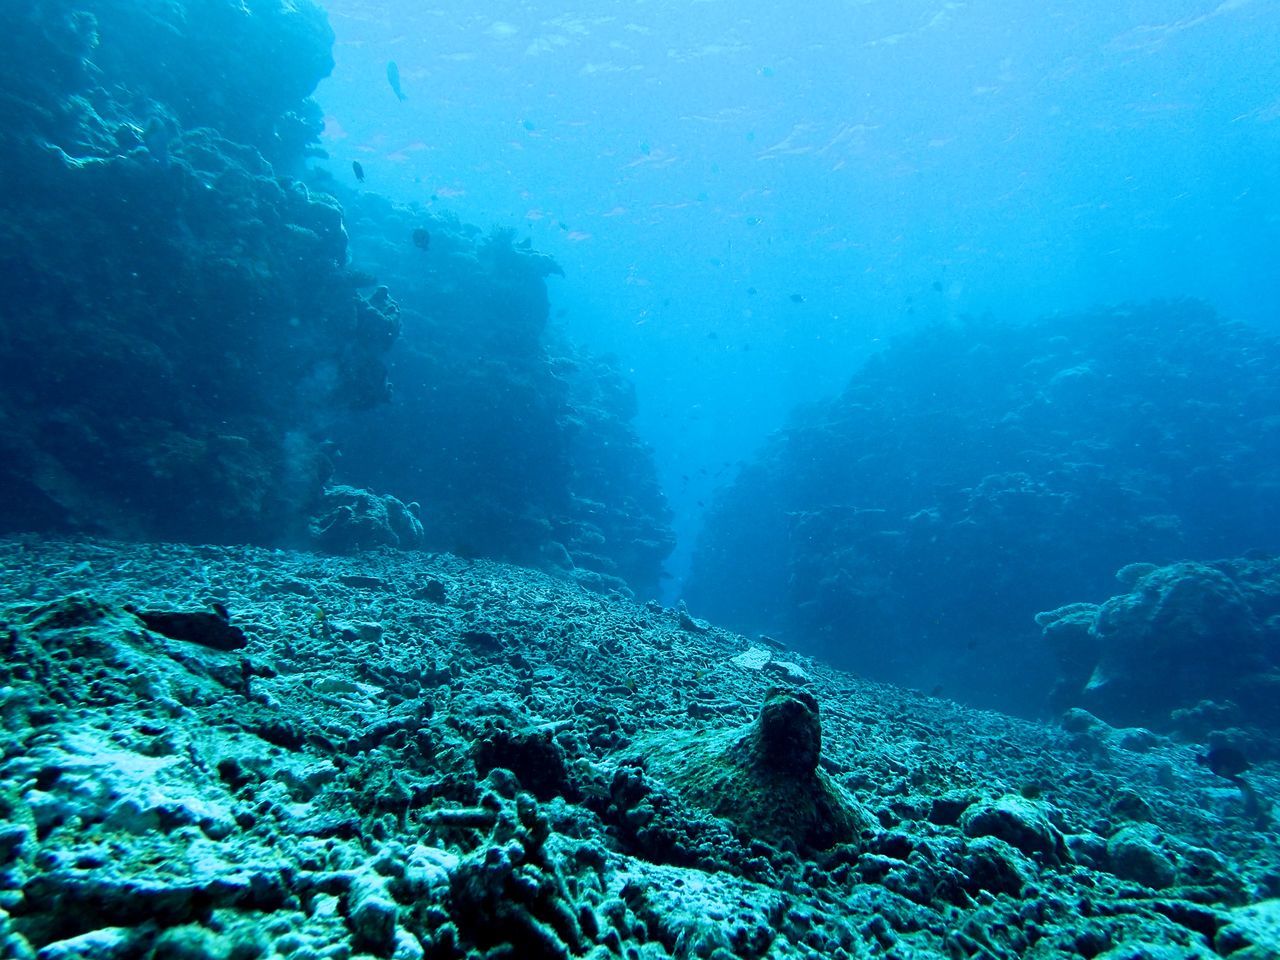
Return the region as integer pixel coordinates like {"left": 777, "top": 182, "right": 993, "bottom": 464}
{"left": 1086, "top": 561, "right": 1261, "bottom": 723}
{"left": 961, "top": 835, "right": 1034, "bottom": 897}
{"left": 628, "top": 687, "right": 875, "bottom": 852}
{"left": 1105, "top": 824, "right": 1177, "bottom": 889}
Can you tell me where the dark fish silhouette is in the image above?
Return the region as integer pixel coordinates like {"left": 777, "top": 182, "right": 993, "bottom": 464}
{"left": 789, "top": 293, "right": 805, "bottom": 304}
{"left": 352, "top": 160, "right": 365, "bottom": 183}
{"left": 387, "top": 61, "right": 407, "bottom": 101}
{"left": 412, "top": 228, "right": 430, "bottom": 251}
{"left": 1198, "top": 745, "right": 1270, "bottom": 826}
{"left": 1198, "top": 745, "right": 1250, "bottom": 779}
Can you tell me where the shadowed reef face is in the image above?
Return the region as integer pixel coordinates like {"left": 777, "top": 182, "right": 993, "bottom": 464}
{"left": 0, "top": 0, "right": 675, "bottom": 597}
{"left": 686, "top": 302, "right": 1280, "bottom": 718}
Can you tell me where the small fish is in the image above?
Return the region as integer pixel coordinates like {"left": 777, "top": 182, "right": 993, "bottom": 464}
{"left": 789, "top": 293, "right": 805, "bottom": 304}
{"left": 412, "top": 228, "right": 431, "bottom": 250}
{"left": 1198, "top": 745, "right": 1250, "bottom": 780}
{"left": 932, "top": 280, "right": 944, "bottom": 292}
{"left": 387, "top": 61, "right": 407, "bottom": 101}
{"left": 352, "top": 160, "right": 365, "bottom": 183}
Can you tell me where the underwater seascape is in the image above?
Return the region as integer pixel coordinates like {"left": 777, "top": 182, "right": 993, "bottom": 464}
{"left": 2, "top": 1, "right": 1280, "bottom": 958}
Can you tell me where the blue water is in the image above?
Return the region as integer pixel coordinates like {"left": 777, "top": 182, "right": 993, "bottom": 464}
{"left": 314, "top": 0, "right": 1280, "bottom": 588}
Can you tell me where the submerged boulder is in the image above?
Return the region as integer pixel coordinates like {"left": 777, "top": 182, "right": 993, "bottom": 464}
{"left": 1037, "top": 556, "right": 1280, "bottom": 732}
{"left": 308, "top": 485, "right": 424, "bottom": 553}
{"left": 627, "top": 687, "right": 874, "bottom": 853}
{"left": 961, "top": 795, "right": 1070, "bottom": 866}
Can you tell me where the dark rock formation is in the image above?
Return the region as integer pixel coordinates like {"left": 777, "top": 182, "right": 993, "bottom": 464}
{"left": 0, "top": 2, "right": 673, "bottom": 599}
{"left": 0, "top": 0, "right": 394, "bottom": 543}
{"left": 0, "top": 1, "right": 334, "bottom": 171}
{"left": 557, "top": 352, "right": 676, "bottom": 597}
{"left": 134, "top": 605, "right": 248, "bottom": 652}
{"left": 685, "top": 302, "right": 1280, "bottom": 711}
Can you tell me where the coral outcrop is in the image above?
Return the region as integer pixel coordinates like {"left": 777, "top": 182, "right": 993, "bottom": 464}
{"left": 1037, "top": 555, "right": 1280, "bottom": 733}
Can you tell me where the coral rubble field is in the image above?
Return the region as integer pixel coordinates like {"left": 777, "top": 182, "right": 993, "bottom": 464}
{"left": 2, "top": 537, "right": 1278, "bottom": 960}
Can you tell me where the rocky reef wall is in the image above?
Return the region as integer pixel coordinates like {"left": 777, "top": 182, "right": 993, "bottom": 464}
{"left": 0, "top": 0, "right": 674, "bottom": 597}
{"left": 685, "top": 301, "right": 1280, "bottom": 711}
{"left": 0, "top": 0, "right": 390, "bottom": 543}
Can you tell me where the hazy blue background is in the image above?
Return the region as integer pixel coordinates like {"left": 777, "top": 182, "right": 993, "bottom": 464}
{"left": 314, "top": 0, "right": 1280, "bottom": 590}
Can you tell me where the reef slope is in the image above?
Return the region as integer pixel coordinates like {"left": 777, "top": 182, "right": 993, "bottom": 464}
{"left": 1, "top": 536, "right": 1278, "bottom": 959}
